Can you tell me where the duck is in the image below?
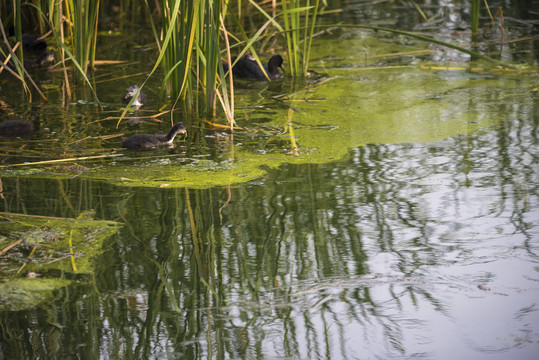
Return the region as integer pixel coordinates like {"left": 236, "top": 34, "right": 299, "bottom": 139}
{"left": 121, "top": 122, "right": 187, "bottom": 150}
{"left": 122, "top": 85, "right": 147, "bottom": 108}
{"left": 0, "top": 120, "right": 34, "bottom": 137}
{"left": 224, "top": 54, "right": 284, "bottom": 80}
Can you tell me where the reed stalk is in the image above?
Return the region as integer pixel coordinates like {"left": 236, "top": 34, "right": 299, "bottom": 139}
{"left": 159, "top": 0, "right": 194, "bottom": 110}
{"left": 471, "top": 0, "right": 480, "bottom": 35}
{"left": 0, "top": 1, "right": 27, "bottom": 93}
{"left": 156, "top": 0, "right": 235, "bottom": 122}
{"left": 248, "top": 0, "right": 318, "bottom": 77}
{"left": 13, "top": 0, "right": 22, "bottom": 62}
{"left": 0, "top": 19, "right": 47, "bottom": 101}
{"left": 67, "top": 0, "right": 100, "bottom": 78}
{"left": 200, "top": 0, "right": 223, "bottom": 116}
{"left": 5, "top": 0, "right": 510, "bottom": 123}
{"left": 281, "top": 0, "right": 319, "bottom": 76}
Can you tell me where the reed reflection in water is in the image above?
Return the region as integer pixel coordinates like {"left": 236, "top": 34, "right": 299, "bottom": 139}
{"left": 0, "top": 117, "right": 538, "bottom": 359}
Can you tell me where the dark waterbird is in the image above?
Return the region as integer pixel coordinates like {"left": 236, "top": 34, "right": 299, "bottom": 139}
{"left": 224, "top": 54, "right": 284, "bottom": 80}
{"left": 121, "top": 123, "right": 187, "bottom": 150}
{"left": 122, "top": 85, "right": 147, "bottom": 108}
{"left": 0, "top": 32, "right": 54, "bottom": 70}
{"left": 6, "top": 29, "right": 48, "bottom": 52}
{"left": 0, "top": 120, "right": 34, "bottom": 137}
{"left": 21, "top": 34, "right": 48, "bottom": 52}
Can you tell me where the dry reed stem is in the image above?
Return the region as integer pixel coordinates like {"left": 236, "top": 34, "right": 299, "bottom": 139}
{"left": 0, "top": 239, "right": 23, "bottom": 256}
{"left": 0, "top": 154, "right": 124, "bottom": 168}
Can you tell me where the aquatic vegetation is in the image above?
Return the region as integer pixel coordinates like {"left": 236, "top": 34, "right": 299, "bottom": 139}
{"left": 1, "top": 64, "right": 533, "bottom": 188}
{"left": 281, "top": 0, "right": 320, "bottom": 76}
{"left": 0, "top": 210, "right": 122, "bottom": 310}
{"left": 0, "top": 212, "right": 122, "bottom": 275}
{"left": 0, "top": 211, "right": 121, "bottom": 309}
{"left": 0, "top": 1, "right": 535, "bottom": 184}
{"left": 1, "top": 0, "right": 529, "bottom": 122}
{"left": 0, "top": 278, "right": 71, "bottom": 311}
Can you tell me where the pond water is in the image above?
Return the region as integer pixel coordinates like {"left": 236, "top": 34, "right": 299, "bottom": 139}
{"left": 1, "top": 1, "right": 539, "bottom": 359}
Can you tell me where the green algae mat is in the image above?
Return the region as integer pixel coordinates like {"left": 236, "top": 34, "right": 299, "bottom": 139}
{"left": 0, "top": 212, "right": 121, "bottom": 311}
{"left": 1, "top": 65, "right": 535, "bottom": 189}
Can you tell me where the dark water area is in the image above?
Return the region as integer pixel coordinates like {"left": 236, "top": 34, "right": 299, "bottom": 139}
{"left": 1, "top": 0, "right": 539, "bottom": 359}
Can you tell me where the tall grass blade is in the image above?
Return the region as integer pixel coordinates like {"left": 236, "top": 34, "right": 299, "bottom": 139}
{"left": 0, "top": 19, "right": 47, "bottom": 101}
{"left": 219, "top": 15, "right": 234, "bottom": 128}
{"left": 277, "top": 2, "right": 317, "bottom": 76}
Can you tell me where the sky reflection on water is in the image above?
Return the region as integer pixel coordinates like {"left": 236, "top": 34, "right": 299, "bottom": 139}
{"left": 223, "top": 120, "right": 538, "bottom": 359}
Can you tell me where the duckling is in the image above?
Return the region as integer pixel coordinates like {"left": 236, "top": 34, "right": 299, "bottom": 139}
{"left": 0, "top": 51, "right": 54, "bottom": 71}
{"left": 34, "top": 51, "right": 55, "bottom": 67}
{"left": 0, "top": 120, "right": 34, "bottom": 137}
{"left": 121, "top": 122, "right": 187, "bottom": 150}
{"left": 224, "top": 54, "right": 284, "bottom": 80}
{"left": 21, "top": 50, "right": 55, "bottom": 69}
{"left": 122, "top": 85, "right": 147, "bottom": 109}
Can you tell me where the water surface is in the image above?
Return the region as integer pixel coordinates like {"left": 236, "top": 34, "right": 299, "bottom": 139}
{"left": 1, "top": 1, "right": 539, "bottom": 359}
{"left": 1, "top": 116, "right": 538, "bottom": 358}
